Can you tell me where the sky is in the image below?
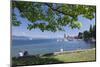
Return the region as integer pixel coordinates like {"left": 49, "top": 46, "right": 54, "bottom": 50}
{"left": 12, "top": 7, "right": 95, "bottom": 39}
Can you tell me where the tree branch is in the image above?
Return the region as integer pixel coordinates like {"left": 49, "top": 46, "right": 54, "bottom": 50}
{"left": 44, "top": 3, "right": 74, "bottom": 17}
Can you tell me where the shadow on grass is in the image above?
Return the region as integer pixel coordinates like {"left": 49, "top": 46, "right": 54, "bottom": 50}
{"left": 12, "top": 55, "right": 64, "bottom": 67}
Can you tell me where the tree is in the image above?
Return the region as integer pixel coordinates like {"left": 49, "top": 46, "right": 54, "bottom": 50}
{"left": 83, "top": 31, "right": 90, "bottom": 40}
{"left": 89, "top": 24, "right": 96, "bottom": 39}
{"left": 78, "top": 32, "right": 83, "bottom": 39}
{"left": 12, "top": 1, "right": 96, "bottom": 32}
{"left": 89, "top": 25, "right": 93, "bottom": 37}
{"left": 92, "top": 24, "right": 96, "bottom": 39}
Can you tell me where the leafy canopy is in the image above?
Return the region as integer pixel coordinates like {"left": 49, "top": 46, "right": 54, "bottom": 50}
{"left": 12, "top": 1, "right": 96, "bottom": 32}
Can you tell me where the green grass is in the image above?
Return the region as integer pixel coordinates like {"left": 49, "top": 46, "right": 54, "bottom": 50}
{"left": 12, "top": 48, "right": 96, "bottom": 66}
{"left": 51, "top": 49, "right": 96, "bottom": 62}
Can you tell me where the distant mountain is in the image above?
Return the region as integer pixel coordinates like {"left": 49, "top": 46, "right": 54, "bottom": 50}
{"left": 12, "top": 36, "right": 30, "bottom": 40}
{"left": 12, "top": 35, "right": 57, "bottom": 40}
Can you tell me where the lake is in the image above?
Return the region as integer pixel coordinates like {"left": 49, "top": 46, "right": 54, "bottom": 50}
{"left": 11, "top": 39, "right": 95, "bottom": 57}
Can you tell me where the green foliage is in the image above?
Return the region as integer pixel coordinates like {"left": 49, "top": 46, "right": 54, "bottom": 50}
{"left": 12, "top": 1, "right": 96, "bottom": 32}
{"left": 83, "top": 31, "right": 90, "bottom": 40}
{"left": 92, "top": 24, "right": 96, "bottom": 39}
{"left": 70, "top": 21, "right": 82, "bottom": 29}
{"left": 12, "top": 13, "right": 21, "bottom": 26}
{"left": 78, "top": 32, "right": 83, "bottom": 39}
{"left": 78, "top": 24, "right": 96, "bottom": 40}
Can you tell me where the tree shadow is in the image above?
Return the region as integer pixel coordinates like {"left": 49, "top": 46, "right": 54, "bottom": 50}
{"left": 12, "top": 55, "right": 64, "bottom": 67}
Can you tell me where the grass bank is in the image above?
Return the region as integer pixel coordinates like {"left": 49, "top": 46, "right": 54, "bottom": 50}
{"left": 12, "top": 48, "right": 96, "bottom": 66}
{"left": 52, "top": 48, "right": 96, "bottom": 62}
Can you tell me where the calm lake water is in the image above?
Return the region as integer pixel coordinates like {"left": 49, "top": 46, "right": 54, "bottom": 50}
{"left": 11, "top": 39, "right": 95, "bottom": 57}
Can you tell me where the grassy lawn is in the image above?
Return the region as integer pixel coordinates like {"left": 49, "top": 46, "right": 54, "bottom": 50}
{"left": 12, "top": 48, "right": 96, "bottom": 66}
{"left": 50, "top": 48, "right": 96, "bottom": 62}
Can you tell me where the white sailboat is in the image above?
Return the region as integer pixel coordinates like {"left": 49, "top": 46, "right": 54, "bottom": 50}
{"left": 57, "top": 38, "right": 63, "bottom": 42}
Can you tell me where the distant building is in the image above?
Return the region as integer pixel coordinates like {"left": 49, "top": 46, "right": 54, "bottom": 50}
{"left": 64, "top": 34, "right": 67, "bottom": 39}
{"left": 64, "top": 34, "right": 74, "bottom": 41}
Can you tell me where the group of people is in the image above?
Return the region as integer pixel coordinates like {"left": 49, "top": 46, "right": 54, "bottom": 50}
{"left": 18, "top": 51, "right": 29, "bottom": 57}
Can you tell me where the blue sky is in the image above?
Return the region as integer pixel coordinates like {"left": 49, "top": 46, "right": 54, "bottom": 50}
{"left": 12, "top": 8, "right": 95, "bottom": 39}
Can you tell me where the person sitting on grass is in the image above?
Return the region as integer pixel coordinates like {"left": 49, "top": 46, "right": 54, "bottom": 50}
{"left": 23, "top": 51, "right": 29, "bottom": 57}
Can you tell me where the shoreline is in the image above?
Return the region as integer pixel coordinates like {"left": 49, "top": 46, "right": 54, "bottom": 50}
{"left": 53, "top": 48, "right": 95, "bottom": 55}
{"left": 12, "top": 48, "right": 96, "bottom": 58}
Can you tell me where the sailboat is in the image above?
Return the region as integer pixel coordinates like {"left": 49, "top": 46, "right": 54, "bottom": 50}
{"left": 57, "top": 38, "right": 63, "bottom": 42}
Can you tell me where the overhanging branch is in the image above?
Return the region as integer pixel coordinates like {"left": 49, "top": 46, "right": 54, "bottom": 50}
{"left": 44, "top": 3, "right": 74, "bottom": 17}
